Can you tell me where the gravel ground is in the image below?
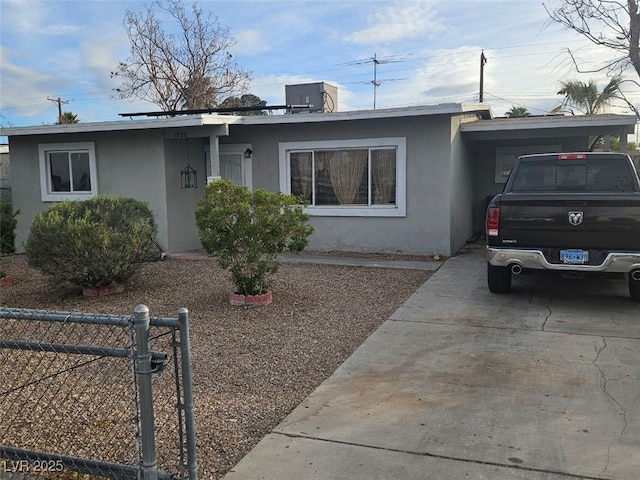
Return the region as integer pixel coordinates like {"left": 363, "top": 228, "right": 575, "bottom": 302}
{"left": 0, "top": 254, "right": 431, "bottom": 479}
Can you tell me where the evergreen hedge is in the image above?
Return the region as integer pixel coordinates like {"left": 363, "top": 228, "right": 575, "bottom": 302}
{"left": 25, "top": 196, "right": 158, "bottom": 291}
{"left": 0, "top": 202, "right": 19, "bottom": 254}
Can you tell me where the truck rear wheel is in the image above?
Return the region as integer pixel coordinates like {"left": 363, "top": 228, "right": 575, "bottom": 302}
{"left": 488, "top": 263, "right": 511, "bottom": 293}
{"left": 630, "top": 273, "right": 640, "bottom": 302}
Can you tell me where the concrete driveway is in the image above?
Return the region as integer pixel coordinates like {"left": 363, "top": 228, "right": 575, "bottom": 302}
{"left": 223, "top": 244, "right": 639, "bottom": 480}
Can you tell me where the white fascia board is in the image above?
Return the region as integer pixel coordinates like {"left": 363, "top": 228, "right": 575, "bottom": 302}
{"left": 0, "top": 115, "right": 234, "bottom": 137}
{"left": 0, "top": 102, "right": 493, "bottom": 136}
{"left": 238, "top": 103, "right": 493, "bottom": 125}
{"left": 461, "top": 114, "right": 637, "bottom": 133}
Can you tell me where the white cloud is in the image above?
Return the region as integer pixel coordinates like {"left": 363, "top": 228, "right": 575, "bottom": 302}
{"left": 2, "top": 0, "right": 637, "bottom": 127}
{"left": 79, "top": 38, "right": 128, "bottom": 94}
{"left": 42, "top": 23, "right": 80, "bottom": 35}
{"left": 233, "top": 28, "right": 268, "bottom": 55}
{"left": 3, "top": 0, "right": 47, "bottom": 34}
{"left": 409, "top": 47, "right": 479, "bottom": 102}
{"left": 346, "top": 0, "right": 442, "bottom": 45}
{"left": 0, "top": 46, "right": 60, "bottom": 121}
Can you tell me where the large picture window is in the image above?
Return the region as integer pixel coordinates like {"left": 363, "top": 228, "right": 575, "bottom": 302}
{"left": 280, "top": 138, "right": 406, "bottom": 217}
{"left": 39, "top": 142, "right": 97, "bottom": 201}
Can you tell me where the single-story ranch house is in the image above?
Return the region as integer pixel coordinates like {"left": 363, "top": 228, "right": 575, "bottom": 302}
{"left": 1, "top": 102, "right": 636, "bottom": 256}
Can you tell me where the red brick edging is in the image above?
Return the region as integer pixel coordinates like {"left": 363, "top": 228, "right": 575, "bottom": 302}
{"left": 229, "top": 290, "right": 273, "bottom": 306}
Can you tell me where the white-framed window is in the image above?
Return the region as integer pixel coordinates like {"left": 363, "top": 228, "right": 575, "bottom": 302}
{"left": 279, "top": 138, "right": 406, "bottom": 217}
{"left": 38, "top": 142, "right": 98, "bottom": 201}
{"left": 494, "top": 145, "right": 560, "bottom": 183}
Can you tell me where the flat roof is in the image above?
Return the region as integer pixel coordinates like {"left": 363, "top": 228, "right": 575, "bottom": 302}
{"left": 461, "top": 114, "right": 637, "bottom": 133}
{"left": 0, "top": 103, "right": 492, "bottom": 137}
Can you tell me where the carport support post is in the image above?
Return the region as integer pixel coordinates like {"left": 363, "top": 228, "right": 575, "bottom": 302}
{"left": 134, "top": 304, "right": 159, "bottom": 480}
{"left": 178, "top": 307, "right": 198, "bottom": 480}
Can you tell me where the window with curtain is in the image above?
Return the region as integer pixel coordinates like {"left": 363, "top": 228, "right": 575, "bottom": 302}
{"left": 290, "top": 147, "right": 397, "bottom": 207}
{"left": 281, "top": 137, "right": 406, "bottom": 217}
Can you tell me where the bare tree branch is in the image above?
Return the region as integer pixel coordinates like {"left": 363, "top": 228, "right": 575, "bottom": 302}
{"left": 111, "top": 0, "right": 251, "bottom": 111}
{"left": 544, "top": 0, "right": 640, "bottom": 78}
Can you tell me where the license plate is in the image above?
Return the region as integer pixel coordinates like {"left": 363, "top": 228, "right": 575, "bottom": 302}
{"left": 560, "top": 249, "right": 589, "bottom": 264}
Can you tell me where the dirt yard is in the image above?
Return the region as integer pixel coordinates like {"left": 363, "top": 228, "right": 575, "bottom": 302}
{"left": 0, "top": 253, "right": 431, "bottom": 479}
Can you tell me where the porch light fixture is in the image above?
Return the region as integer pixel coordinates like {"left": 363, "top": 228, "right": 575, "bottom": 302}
{"left": 244, "top": 148, "right": 252, "bottom": 159}
{"left": 181, "top": 164, "right": 198, "bottom": 189}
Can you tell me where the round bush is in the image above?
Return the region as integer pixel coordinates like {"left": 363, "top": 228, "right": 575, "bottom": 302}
{"left": 25, "top": 196, "right": 158, "bottom": 291}
{"left": 195, "top": 179, "right": 313, "bottom": 296}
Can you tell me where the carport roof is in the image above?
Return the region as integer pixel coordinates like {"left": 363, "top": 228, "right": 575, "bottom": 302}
{"left": 461, "top": 113, "right": 637, "bottom": 141}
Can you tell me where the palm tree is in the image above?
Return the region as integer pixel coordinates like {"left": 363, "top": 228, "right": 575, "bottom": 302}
{"left": 505, "top": 105, "right": 531, "bottom": 117}
{"left": 57, "top": 111, "right": 79, "bottom": 124}
{"left": 557, "top": 76, "right": 623, "bottom": 115}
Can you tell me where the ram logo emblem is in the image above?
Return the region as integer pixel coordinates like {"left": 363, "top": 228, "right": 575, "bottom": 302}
{"left": 568, "top": 211, "right": 584, "bottom": 226}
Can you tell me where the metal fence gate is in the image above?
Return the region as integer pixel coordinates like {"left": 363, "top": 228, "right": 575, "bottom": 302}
{"left": 0, "top": 305, "right": 197, "bottom": 480}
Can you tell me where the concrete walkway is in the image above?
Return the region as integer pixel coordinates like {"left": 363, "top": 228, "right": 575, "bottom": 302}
{"left": 222, "top": 244, "right": 640, "bottom": 480}
{"left": 170, "top": 250, "right": 442, "bottom": 271}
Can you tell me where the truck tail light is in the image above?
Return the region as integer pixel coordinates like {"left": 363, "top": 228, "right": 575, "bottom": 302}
{"left": 486, "top": 206, "right": 500, "bottom": 237}
{"left": 557, "top": 154, "right": 587, "bottom": 160}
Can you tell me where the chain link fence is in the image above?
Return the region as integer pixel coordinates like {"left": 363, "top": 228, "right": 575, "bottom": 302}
{"left": 0, "top": 306, "right": 197, "bottom": 480}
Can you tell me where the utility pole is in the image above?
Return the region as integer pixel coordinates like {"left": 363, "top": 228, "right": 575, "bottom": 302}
{"left": 479, "top": 51, "right": 487, "bottom": 103}
{"left": 47, "top": 97, "right": 69, "bottom": 123}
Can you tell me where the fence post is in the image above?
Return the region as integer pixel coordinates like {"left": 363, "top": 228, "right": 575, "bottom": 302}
{"left": 133, "top": 304, "right": 158, "bottom": 480}
{"left": 178, "top": 307, "right": 198, "bottom": 480}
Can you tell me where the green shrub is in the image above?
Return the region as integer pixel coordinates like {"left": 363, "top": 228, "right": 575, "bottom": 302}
{"left": 0, "top": 202, "right": 19, "bottom": 254}
{"left": 195, "top": 179, "right": 314, "bottom": 296}
{"left": 25, "top": 196, "right": 158, "bottom": 291}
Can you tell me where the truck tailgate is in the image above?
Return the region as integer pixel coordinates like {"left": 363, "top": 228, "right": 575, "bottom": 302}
{"left": 498, "top": 193, "right": 640, "bottom": 251}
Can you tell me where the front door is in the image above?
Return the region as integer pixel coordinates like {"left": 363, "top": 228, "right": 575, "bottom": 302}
{"left": 220, "top": 152, "right": 243, "bottom": 185}
{"left": 205, "top": 144, "right": 253, "bottom": 189}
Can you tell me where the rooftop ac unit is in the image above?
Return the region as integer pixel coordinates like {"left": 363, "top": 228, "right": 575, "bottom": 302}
{"left": 285, "top": 82, "right": 338, "bottom": 114}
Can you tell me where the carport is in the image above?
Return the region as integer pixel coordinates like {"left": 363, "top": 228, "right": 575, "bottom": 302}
{"left": 460, "top": 114, "right": 638, "bottom": 236}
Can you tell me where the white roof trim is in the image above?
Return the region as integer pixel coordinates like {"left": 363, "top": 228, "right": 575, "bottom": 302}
{"left": 461, "top": 114, "right": 637, "bottom": 133}
{"left": 0, "top": 103, "right": 492, "bottom": 137}
{"left": 237, "top": 103, "right": 492, "bottom": 125}
{"left": 0, "top": 115, "right": 233, "bottom": 136}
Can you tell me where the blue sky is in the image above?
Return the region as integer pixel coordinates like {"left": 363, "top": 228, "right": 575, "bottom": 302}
{"left": 1, "top": 0, "right": 639, "bottom": 130}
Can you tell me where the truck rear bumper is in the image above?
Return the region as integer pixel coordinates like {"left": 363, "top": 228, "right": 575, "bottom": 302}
{"left": 487, "top": 247, "right": 640, "bottom": 273}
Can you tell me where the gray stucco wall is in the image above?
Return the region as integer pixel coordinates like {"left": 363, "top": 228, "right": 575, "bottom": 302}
{"left": 226, "top": 115, "right": 457, "bottom": 255}
{"left": 164, "top": 137, "right": 208, "bottom": 252}
{"left": 8, "top": 116, "right": 613, "bottom": 258}
{"left": 468, "top": 136, "right": 591, "bottom": 235}
{"left": 449, "top": 115, "right": 476, "bottom": 254}
{"left": 9, "top": 130, "right": 169, "bottom": 253}
{"left": 7, "top": 137, "right": 39, "bottom": 252}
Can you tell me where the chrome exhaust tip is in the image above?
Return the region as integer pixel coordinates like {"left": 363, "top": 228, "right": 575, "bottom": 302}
{"left": 631, "top": 270, "right": 640, "bottom": 282}
{"left": 510, "top": 264, "right": 523, "bottom": 275}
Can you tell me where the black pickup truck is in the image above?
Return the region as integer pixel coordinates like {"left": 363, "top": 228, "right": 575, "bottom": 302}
{"left": 486, "top": 152, "right": 640, "bottom": 301}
